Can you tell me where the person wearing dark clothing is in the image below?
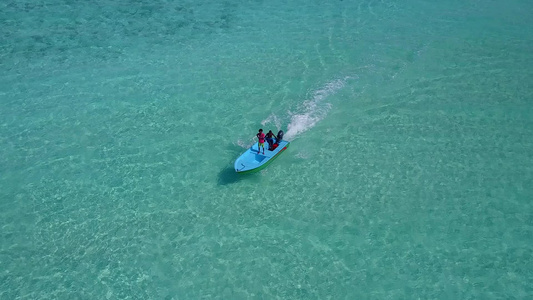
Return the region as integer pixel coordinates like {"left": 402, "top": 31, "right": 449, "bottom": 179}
{"left": 265, "top": 130, "right": 275, "bottom": 150}
{"left": 276, "top": 130, "right": 284, "bottom": 144}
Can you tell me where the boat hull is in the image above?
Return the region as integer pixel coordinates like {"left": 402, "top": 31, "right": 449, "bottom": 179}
{"left": 234, "top": 140, "right": 290, "bottom": 173}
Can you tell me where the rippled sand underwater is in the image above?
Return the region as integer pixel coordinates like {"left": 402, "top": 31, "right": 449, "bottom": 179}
{"left": 1, "top": 0, "right": 532, "bottom": 298}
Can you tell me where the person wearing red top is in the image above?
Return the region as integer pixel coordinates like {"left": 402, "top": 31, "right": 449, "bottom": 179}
{"left": 256, "top": 129, "right": 266, "bottom": 154}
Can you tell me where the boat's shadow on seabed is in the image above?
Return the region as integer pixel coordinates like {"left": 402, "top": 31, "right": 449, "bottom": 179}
{"left": 218, "top": 143, "right": 244, "bottom": 185}
{"left": 217, "top": 166, "right": 241, "bottom": 185}
{"left": 218, "top": 143, "right": 265, "bottom": 185}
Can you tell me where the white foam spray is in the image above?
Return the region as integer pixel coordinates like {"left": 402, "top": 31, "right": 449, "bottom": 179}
{"left": 261, "top": 113, "right": 282, "bottom": 129}
{"left": 284, "top": 77, "right": 352, "bottom": 140}
{"left": 234, "top": 139, "right": 253, "bottom": 149}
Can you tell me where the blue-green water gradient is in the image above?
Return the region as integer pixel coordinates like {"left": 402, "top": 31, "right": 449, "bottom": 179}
{"left": 1, "top": 0, "right": 532, "bottom": 298}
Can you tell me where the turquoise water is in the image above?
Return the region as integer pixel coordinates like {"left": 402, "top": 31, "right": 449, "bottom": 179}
{"left": 1, "top": 0, "right": 533, "bottom": 298}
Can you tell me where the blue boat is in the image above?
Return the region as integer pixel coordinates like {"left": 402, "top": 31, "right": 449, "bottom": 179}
{"left": 234, "top": 140, "right": 290, "bottom": 173}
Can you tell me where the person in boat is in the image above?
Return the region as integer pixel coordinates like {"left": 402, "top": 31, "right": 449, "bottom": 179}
{"left": 265, "top": 130, "right": 275, "bottom": 150}
{"left": 275, "top": 130, "right": 284, "bottom": 144}
{"left": 256, "top": 129, "right": 266, "bottom": 154}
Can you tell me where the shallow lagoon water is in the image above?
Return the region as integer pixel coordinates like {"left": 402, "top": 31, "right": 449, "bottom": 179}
{"left": 1, "top": 0, "right": 532, "bottom": 298}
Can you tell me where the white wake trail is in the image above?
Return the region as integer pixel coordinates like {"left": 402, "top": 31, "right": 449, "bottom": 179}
{"left": 284, "top": 77, "right": 352, "bottom": 140}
